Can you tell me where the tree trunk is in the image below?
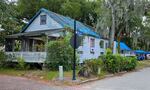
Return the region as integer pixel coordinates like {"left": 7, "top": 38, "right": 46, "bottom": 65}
{"left": 109, "top": 5, "right": 116, "bottom": 50}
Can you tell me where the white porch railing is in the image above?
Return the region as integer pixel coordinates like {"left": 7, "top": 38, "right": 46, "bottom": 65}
{"left": 6, "top": 52, "right": 46, "bottom": 63}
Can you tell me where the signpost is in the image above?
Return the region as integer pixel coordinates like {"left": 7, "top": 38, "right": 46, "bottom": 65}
{"left": 73, "top": 20, "right": 77, "bottom": 80}
{"left": 70, "top": 34, "right": 82, "bottom": 49}
{"left": 70, "top": 20, "right": 82, "bottom": 80}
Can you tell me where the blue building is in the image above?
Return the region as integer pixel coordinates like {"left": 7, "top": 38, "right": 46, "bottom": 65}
{"left": 5, "top": 8, "right": 133, "bottom": 63}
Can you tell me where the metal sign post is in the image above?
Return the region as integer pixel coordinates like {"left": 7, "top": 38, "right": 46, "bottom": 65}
{"left": 72, "top": 20, "right": 76, "bottom": 80}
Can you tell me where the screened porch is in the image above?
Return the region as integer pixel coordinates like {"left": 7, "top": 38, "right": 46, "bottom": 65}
{"left": 5, "top": 29, "right": 63, "bottom": 63}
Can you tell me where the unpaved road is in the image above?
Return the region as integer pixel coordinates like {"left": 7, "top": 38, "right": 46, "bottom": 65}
{"left": 1, "top": 68, "right": 150, "bottom": 90}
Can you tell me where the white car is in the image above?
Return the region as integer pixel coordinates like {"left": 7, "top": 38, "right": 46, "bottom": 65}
{"left": 147, "top": 54, "right": 150, "bottom": 60}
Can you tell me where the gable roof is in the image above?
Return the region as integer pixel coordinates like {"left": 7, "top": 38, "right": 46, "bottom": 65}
{"left": 116, "top": 42, "right": 131, "bottom": 51}
{"left": 21, "top": 8, "right": 100, "bottom": 38}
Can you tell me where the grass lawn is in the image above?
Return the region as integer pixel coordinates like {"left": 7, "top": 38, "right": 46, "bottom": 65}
{"left": 0, "top": 68, "right": 78, "bottom": 81}
{"left": 136, "top": 60, "right": 150, "bottom": 69}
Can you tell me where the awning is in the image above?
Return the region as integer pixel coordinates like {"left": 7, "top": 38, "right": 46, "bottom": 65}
{"left": 144, "top": 51, "right": 150, "bottom": 54}
{"left": 134, "top": 50, "right": 146, "bottom": 54}
{"left": 116, "top": 42, "right": 131, "bottom": 51}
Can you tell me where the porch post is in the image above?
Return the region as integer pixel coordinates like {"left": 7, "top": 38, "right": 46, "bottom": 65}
{"left": 26, "top": 39, "right": 29, "bottom": 51}
{"left": 21, "top": 39, "right": 25, "bottom": 51}
{"left": 45, "top": 34, "right": 49, "bottom": 52}
{"left": 32, "top": 39, "right": 35, "bottom": 52}
{"left": 12, "top": 39, "right": 15, "bottom": 52}
{"left": 42, "top": 33, "right": 48, "bottom": 70}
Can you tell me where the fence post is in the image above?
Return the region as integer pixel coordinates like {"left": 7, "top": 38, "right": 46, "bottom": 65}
{"left": 98, "top": 67, "right": 101, "bottom": 75}
{"left": 59, "top": 66, "right": 64, "bottom": 80}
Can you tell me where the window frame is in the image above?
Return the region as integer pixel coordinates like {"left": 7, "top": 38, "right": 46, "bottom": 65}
{"left": 40, "top": 15, "right": 47, "bottom": 25}
{"left": 90, "top": 38, "right": 95, "bottom": 48}
{"left": 100, "top": 40, "right": 104, "bottom": 48}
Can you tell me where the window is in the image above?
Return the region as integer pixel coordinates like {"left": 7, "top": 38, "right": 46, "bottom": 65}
{"left": 100, "top": 40, "right": 104, "bottom": 48}
{"left": 40, "top": 15, "right": 47, "bottom": 25}
{"left": 90, "top": 38, "right": 95, "bottom": 48}
{"left": 105, "top": 42, "right": 108, "bottom": 49}
{"left": 80, "top": 36, "right": 84, "bottom": 46}
{"left": 78, "top": 51, "right": 83, "bottom": 54}
{"left": 100, "top": 52, "right": 104, "bottom": 55}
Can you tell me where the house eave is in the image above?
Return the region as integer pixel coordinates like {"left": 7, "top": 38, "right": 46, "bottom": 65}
{"left": 7, "top": 28, "right": 64, "bottom": 38}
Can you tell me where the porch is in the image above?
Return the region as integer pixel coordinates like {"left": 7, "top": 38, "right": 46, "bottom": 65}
{"left": 5, "top": 29, "right": 64, "bottom": 63}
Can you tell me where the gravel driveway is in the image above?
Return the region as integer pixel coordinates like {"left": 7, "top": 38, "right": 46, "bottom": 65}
{"left": 1, "top": 68, "right": 150, "bottom": 90}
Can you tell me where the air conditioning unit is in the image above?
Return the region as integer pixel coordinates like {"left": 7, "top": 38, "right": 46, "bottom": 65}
{"left": 90, "top": 48, "right": 95, "bottom": 54}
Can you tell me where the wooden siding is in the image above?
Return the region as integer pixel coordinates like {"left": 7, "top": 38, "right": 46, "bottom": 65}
{"left": 25, "top": 12, "right": 63, "bottom": 32}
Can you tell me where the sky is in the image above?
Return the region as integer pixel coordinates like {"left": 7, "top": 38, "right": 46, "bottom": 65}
{"left": 8, "top": 0, "right": 17, "bottom": 2}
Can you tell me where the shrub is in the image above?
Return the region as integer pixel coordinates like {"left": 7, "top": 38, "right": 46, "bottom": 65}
{"left": 45, "top": 36, "right": 75, "bottom": 71}
{"left": 101, "top": 54, "right": 137, "bottom": 73}
{"left": 79, "top": 54, "right": 137, "bottom": 77}
{"left": 78, "top": 59, "right": 103, "bottom": 77}
{"left": 17, "top": 57, "right": 26, "bottom": 70}
{"left": 124, "top": 56, "right": 137, "bottom": 71}
{"left": 0, "top": 51, "right": 7, "bottom": 67}
{"left": 103, "top": 54, "right": 122, "bottom": 73}
{"left": 106, "top": 48, "right": 112, "bottom": 55}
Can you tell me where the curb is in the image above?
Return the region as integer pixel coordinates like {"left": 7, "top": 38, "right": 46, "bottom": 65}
{"left": 78, "top": 71, "right": 128, "bottom": 85}
{"left": 79, "top": 77, "right": 99, "bottom": 84}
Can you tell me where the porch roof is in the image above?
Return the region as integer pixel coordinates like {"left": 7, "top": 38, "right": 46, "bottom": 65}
{"left": 6, "top": 28, "right": 64, "bottom": 38}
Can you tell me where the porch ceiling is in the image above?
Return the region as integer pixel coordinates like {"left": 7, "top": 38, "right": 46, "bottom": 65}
{"left": 6, "top": 28, "right": 64, "bottom": 38}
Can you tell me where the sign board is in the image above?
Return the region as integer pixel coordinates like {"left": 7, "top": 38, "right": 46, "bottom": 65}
{"left": 70, "top": 35, "right": 82, "bottom": 49}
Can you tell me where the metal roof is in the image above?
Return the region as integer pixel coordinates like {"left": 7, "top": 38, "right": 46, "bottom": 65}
{"left": 21, "top": 8, "right": 100, "bottom": 38}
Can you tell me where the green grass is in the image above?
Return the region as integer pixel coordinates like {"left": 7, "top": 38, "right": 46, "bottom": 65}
{"left": 0, "top": 68, "right": 26, "bottom": 76}
{"left": 136, "top": 60, "right": 150, "bottom": 69}
{"left": 43, "top": 71, "right": 58, "bottom": 80}
{"left": 0, "top": 68, "right": 59, "bottom": 80}
{"left": 0, "top": 68, "right": 77, "bottom": 80}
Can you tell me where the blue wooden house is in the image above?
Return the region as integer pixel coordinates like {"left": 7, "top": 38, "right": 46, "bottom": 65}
{"left": 5, "top": 8, "right": 132, "bottom": 63}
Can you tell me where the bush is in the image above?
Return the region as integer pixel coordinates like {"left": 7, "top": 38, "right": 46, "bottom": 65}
{"left": 78, "top": 59, "right": 103, "bottom": 77}
{"left": 17, "top": 57, "right": 26, "bottom": 70}
{"left": 124, "top": 56, "right": 137, "bottom": 71}
{"left": 101, "top": 54, "right": 137, "bottom": 73}
{"left": 45, "top": 36, "right": 75, "bottom": 71}
{"left": 106, "top": 48, "right": 112, "bottom": 55}
{"left": 78, "top": 53, "right": 137, "bottom": 77}
{"left": 0, "top": 51, "right": 7, "bottom": 67}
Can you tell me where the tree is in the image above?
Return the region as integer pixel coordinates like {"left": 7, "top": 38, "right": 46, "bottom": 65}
{"left": 60, "top": 1, "right": 82, "bottom": 19}
{"left": 16, "top": 0, "right": 100, "bottom": 26}
{"left": 0, "top": 0, "right": 20, "bottom": 45}
{"left": 96, "top": 0, "right": 150, "bottom": 52}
